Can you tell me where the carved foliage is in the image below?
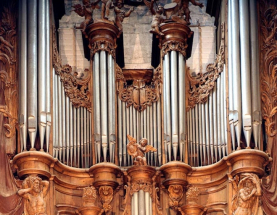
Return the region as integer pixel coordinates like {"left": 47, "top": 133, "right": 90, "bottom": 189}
{"left": 168, "top": 185, "right": 183, "bottom": 209}
{"left": 130, "top": 180, "right": 153, "bottom": 195}
{"left": 186, "top": 186, "right": 200, "bottom": 204}
{"left": 116, "top": 64, "right": 162, "bottom": 112}
{"left": 0, "top": 6, "right": 17, "bottom": 138}
{"left": 52, "top": 29, "right": 91, "bottom": 112}
{"left": 259, "top": 2, "right": 277, "bottom": 137}
{"left": 82, "top": 186, "right": 97, "bottom": 207}
{"left": 99, "top": 185, "right": 114, "bottom": 213}
{"left": 187, "top": 24, "right": 225, "bottom": 109}
{"left": 90, "top": 40, "right": 115, "bottom": 59}
{"left": 161, "top": 41, "right": 188, "bottom": 58}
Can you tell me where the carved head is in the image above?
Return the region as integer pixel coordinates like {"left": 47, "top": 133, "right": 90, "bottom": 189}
{"left": 23, "top": 175, "right": 43, "bottom": 194}
{"left": 244, "top": 179, "right": 254, "bottom": 193}
{"left": 83, "top": 0, "right": 90, "bottom": 6}
{"left": 140, "top": 138, "right": 148, "bottom": 147}
{"left": 157, "top": 5, "right": 164, "bottom": 14}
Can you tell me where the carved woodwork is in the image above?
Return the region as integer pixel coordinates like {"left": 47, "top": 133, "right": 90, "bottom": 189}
{"left": 159, "top": 22, "right": 193, "bottom": 58}
{"left": 127, "top": 135, "right": 157, "bottom": 165}
{"left": 114, "top": 1, "right": 134, "bottom": 33}
{"left": 187, "top": 23, "right": 225, "bottom": 110}
{"left": 81, "top": 186, "right": 97, "bottom": 207}
{"left": 116, "top": 64, "right": 162, "bottom": 112}
{"left": 186, "top": 186, "right": 200, "bottom": 204}
{"left": 18, "top": 175, "right": 49, "bottom": 215}
{"left": 52, "top": 28, "right": 92, "bottom": 112}
{"left": 0, "top": 6, "right": 17, "bottom": 146}
{"left": 259, "top": 1, "right": 277, "bottom": 214}
{"left": 168, "top": 185, "right": 183, "bottom": 209}
{"left": 99, "top": 185, "right": 114, "bottom": 213}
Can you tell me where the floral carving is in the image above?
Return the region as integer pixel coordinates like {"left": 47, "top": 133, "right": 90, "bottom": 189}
{"left": 161, "top": 41, "right": 189, "bottom": 58}
{"left": 99, "top": 185, "right": 113, "bottom": 213}
{"left": 186, "top": 186, "right": 200, "bottom": 204}
{"left": 116, "top": 64, "right": 162, "bottom": 112}
{"left": 52, "top": 28, "right": 91, "bottom": 112}
{"left": 90, "top": 40, "right": 115, "bottom": 59}
{"left": 0, "top": 6, "right": 17, "bottom": 138}
{"left": 187, "top": 23, "right": 225, "bottom": 110}
{"left": 130, "top": 180, "right": 153, "bottom": 196}
{"left": 81, "top": 186, "right": 97, "bottom": 207}
{"left": 230, "top": 173, "right": 262, "bottom": 215}
{"left": 168, "top": 185, "right": 184, "bottom": 209}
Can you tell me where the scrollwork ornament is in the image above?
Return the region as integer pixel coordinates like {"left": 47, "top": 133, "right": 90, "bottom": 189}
{"left": 186, "top": 186, "right": 200, "bottom": 204}
{"left": 90, "top": 40, "right": 115, "bottom": 59}
{"left": 187, "top": 23, "right": 225, "bottom": 110}
{"left": 130, "top": 180, "right": 153, "bottom": 196}
{"left": 81, "top": 186, "right": 97, "bottom": 207}
{"left": 99, "top": 186, "right": 114, "bottom": 213}
{"left": 168, "top": 185, "right": 184, "bottom": 209}
{"left": 162, "top": 41, "right": 188, "bottom": 58}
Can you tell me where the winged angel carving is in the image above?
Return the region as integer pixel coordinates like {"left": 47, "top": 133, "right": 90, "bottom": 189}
{"left": 127, "top": 135, "right": 157, "bottom": 165}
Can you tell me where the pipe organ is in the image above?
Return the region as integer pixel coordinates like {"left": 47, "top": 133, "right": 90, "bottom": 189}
{"left": 2, "top": 0, "right": 275, "bottom": 214}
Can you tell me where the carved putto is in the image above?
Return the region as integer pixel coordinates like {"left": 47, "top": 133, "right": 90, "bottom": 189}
{"left": 18, "top": 175, "right": 49, "bottom": 215}
{"left": 73, "top": 0, "right": 101, "bottom": 34}
{"left": 114, "top": 0, "right": 134, "bottom": 33}
{"left": 230, "top": 173, "right": 262, "bottom": 215}
{"left": 127, "top": 135, "right": 157, "bottom": 165}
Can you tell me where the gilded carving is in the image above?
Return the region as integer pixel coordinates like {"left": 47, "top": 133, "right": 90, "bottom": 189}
{"left": 99, "top": 185, "right": 113, "bottom": 213}
{"left": 230, "top": 173, "right": 262, "bottom": 215}
{"left": 18, "top": 175, "right": 49, "bottom": 215}
{"left": 0, "top": 6, "right": 17, "bottom": 138}
{"left": 186, "top": 186, "right": 200, "bottom": 204}
{"left": 161, "top": 41, "right": 188, "bottom": 58}
{"left": 114, "top": 0, "right": 134, "bottom": 33}
{"left": 116, "top": 64, "right": 162, "bottom": 112}
{"left": 90, "top": 40, "right": 116, "bottom": 59}
{"left": 52, "top": 28, "right": 92, "bottom": 112}
{"left": 127, "top": 135, "right": 157, "bottom": 165}
{"left": 168, "top": 185, "right": 183, "bottom": 208}
{"left": 130, "top": 180, "right": 153, "bottom": 195}
{"left": 81, "top": 186, "right": 97, "bottom": 207}
{"left": 187, "top": 23, "right": 225, "bottom": 109}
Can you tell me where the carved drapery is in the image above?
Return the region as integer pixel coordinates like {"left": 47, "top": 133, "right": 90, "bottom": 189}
{"left": 0, "top": 6, "right": 17, "bottom": 138}
{"left": 187, "top": 24, "right": 225, "bottom": 110}
{"left": 259, "top": 1, "right": 277, "bottom": 214}
{"left": 116, "top": 64, "right": 162, "bottom": 112}
{"left": 52, "top": 28, "right": 91, "bottom": 112}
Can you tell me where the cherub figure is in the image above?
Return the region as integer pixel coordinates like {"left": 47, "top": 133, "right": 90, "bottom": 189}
{"left": 114, "top": 1, "right": 134, "bottom": 33}
{"left": 18, "top": 175, "right": 49, "bottom": 215}
{"left": 174, "top": 0, "right": 204, "bottom": 24}
{"left": 73, "top": 0, "right": 100, "bottom": 33}
{"left": 144, "top": 0, "right": 165, "bottom": 36}
{"left": 101, "top": 0, "right": 114, "bottom": 20}
{"left": 231, "top": 173, "right": 262, "bottom": 215}
{"left": 127, "top": 135, "right": 157, "bottom": 165}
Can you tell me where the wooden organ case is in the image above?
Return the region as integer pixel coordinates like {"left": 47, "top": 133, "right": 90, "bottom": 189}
{"left": 0, "top": 0, "right": 277, "bottom": 214}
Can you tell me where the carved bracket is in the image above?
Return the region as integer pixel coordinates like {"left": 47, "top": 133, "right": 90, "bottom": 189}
{"left": 168, "top": 185, "right": 184, "bottom": 209}
{"left": 52, "top": 27, "right": 91, "bottom": 112}
{"left": 116, "top": 64, "right": 162, "bottom": 112}
{"left": 187, "top": 23, "right": 225, "bottom": 110}
{"left": 99, "top": 185, "right": 114, "bottom": 213}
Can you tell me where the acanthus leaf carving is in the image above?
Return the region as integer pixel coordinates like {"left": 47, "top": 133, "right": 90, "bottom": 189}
{"left": 168, "top": 185, "right": 184, "bottom": 209}
{"left": 52, "top": 27, "right": 92, "bottom": 112}
{"left": 161, "top": 41, "right": 188, "bottom": 58}
{"left": 116, "top": 64, "right": 162, "bottom": 112}
{"left": 98, "top": 185, "right": 114, "bottom": 213}
{"left": 90, "top": 40, "right": 115, "bottom": 59}
{"left": 186, "top": 186, "right": 200, "bottom": 204}
{"left": 187, "top": 23, "right": 225, "bottom": 110}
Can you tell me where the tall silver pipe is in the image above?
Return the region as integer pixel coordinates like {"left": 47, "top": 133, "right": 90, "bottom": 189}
{"left": 19, "top": 0, "right": 27, "bottom": 151}
{"left": 221, "top": 73, "right": 225, "bottom": 157}
{"left": 201, "top": 104, "right": 206, "bottom": 165}
{"left": 94, "top": 52, "right": 101, "bottom": 163}
{"left": 170, "top": 51, "right": 178, "bottom": 160}
{"left": 122, "top": 102, "right": 127, "bottom": 166}
{"left": 126, "top": 105, "right": 130, "bottom": 165}
{"left": 157, "top": 98, "right": 162, "bottom": 165}
{"left": 38, "top": 0, "right": 46, "bottom": 151}
{"left": 118, "top": 98, "right": 122, "bottom": 166}
{"left": 191, "top": 108, "right": 196, "bottom": 165}
{"left": 77, "top": 108, "right": 81, "bottom": 167}
{"left": 178, "top": 53, "right": 185, "bottom": 162}
{"left": 45, "top": 0, "right": 51, "bottom": 153}
{"left": 195, "top": 105, "right": 199, "bottom": 166}
{"left": 83, "top": 108, "right": 87, "bottom": 167}
{"left": 66, "top": 96, "right": 70, "bottom": 165}
{"left": 80, "top": 107, "right": 84, "bottom": 167}
{"left": 217, "top": 77, "right": 222, "bottom": 159}
{"left": 62, "top": 86, "right": 66, "bottom": 162}
{"left": 108, "top": 54, "right": 115, "bottom": 162}
{"left": 146, "top": 106, "right": 150, "bottom": 162}
{"left": 73, "top": 107, "right": 77, "bottom": 166}
{"left": 145, "top": 192, "right": 150, "bottom": 215}
{"left": 188, "top": 110, "right": 193, "bottom": 165}
{"left": 223, "top": 69, "right": 228, "bottom": 154}
{"left": 133, "top": 192, "right": 139, "bottom": 215}
{"left": 58, "top": 76, "right": 62, "bottom": 160}
{"left": 27, "top": 0, "right": 38, "bottom": 149}
{"left": 250, "top": 0, "right": 261, "bottom": 149}
{"left": 163, "top": 57, "right": 168, "bottom": 163}
{"left": 212, "top": 84, "right": 218, "bottom": 162}
{"left": 52, "top": 70, "right": 57, "bottom": 157}
{"left": 205, "top": 101, "right": 210, "bottom": 165}
{"left": 198, "top": 104, "right": 203, "bottom": 166}
{"left": 153, "top": 102, "right": 157, "bottom": 165}
{"left": 150, "top": 106, "right": 154, "bottom": 164}
{"left": 228, "top": 0, "right": 236, "bottom": 151}
{"left": 138, "top": 190, "right": 145, "bottom": 215}
{"left": 100, "top": 50, "right": 108, "bottom": 161}
{"left": 164, "top": 53, "right": 171, "bottom": 161}
{"left": 88, "top": 112, "right": 92, "bottom": 166}
{"left": 209, "top": 94, "right": 214, "bottom": 163}
{"left": 69, "top": 103, "right": 73, "bottom": 166}
{"left": 231, "top": 0, "right": 242, "bottom": 148}
{"left": 239, "top": 0, "right": 252, "bottom": 148}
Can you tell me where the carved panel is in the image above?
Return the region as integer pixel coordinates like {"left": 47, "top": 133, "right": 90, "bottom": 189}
{"left": 81, "top": 186, "right": 97, "bottom": 207}
{"left": 52, "top": 28, "right": 91, "bottom": 112}
{"left": 187, "top": 23, "right": 225, "bottom": 110}
{"left": 116, "top": 64, "right": 162, "bottom": 112}
{"left": 186, "top": 186, "right": 200, "bottom": 204}
{"left": 0, "top": 6, "right": 17, "bottom": 139}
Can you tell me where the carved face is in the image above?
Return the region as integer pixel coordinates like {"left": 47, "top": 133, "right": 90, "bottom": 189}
{"left": 33, "top": 179, "right": 41, "bottom": 193}
{"left": 117, "top": 3, "right": 123, "bottom": 8}
{"left": 140, "top": 138, "right": 148, "bottom": 147}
